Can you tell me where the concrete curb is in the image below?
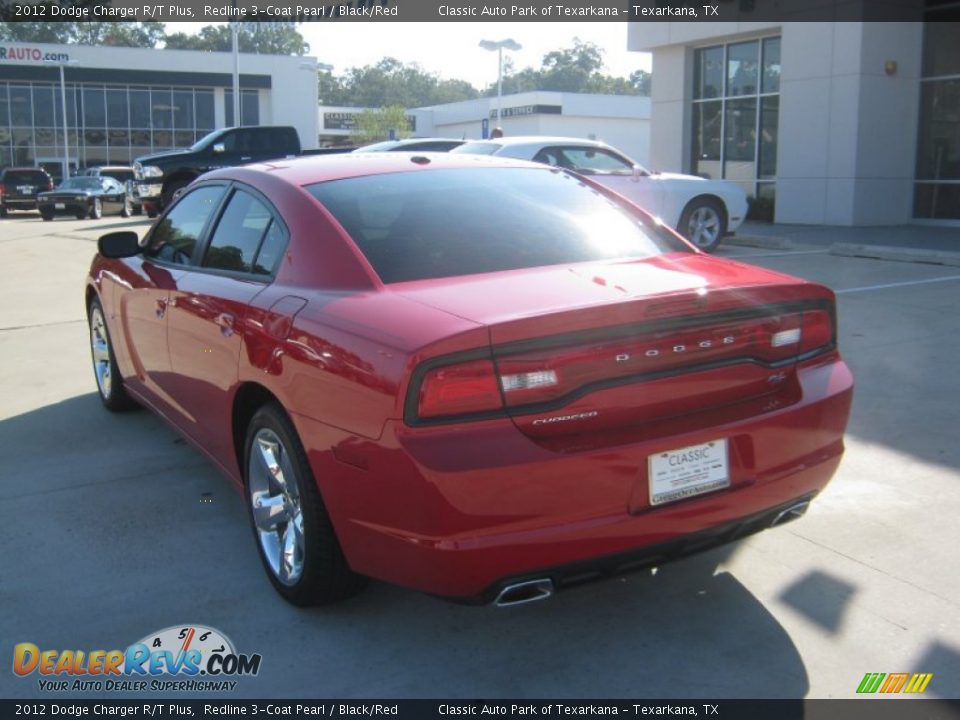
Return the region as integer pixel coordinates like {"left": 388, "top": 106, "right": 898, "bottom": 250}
{"left": 723, "top": 234, "right": 793, "bottom": 250}
{"left": 830, "top": 243, "right": 960, "bottom": 267}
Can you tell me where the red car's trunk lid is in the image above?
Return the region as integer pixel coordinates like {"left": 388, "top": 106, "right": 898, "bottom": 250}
{"left": 399, "top": 253, "right": 835, "bottom": 440}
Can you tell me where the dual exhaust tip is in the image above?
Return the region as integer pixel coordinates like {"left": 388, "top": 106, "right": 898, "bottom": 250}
{"left": 770, "top": 500, "right": 810, "bottom": 528}
{"left": 493, "top": 578, "right": 555, "bottom": 608}
{"left": 491, "top": 500, "right": 811, "bottom": 608}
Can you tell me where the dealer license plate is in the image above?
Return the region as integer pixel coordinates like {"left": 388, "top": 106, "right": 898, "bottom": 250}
{"left": 55, "top": 203, "right": 65, "bottom": 209}
{"left": 649, "top": 439, "right": 729, "bottom": 506}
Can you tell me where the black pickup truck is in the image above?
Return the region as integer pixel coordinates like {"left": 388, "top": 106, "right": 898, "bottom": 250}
{"left": 134, "top": 126, "right": 346, "bottom": 217}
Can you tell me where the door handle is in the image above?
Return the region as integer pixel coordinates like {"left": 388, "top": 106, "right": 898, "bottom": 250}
{"left": 215, "top": 312, "right": 236, "bottom": 337}
{"left": 155, "top": 298, "right": 167, "bottom": 318}
{"left": 240, "top": 156, "right": 252, "bottom": 161}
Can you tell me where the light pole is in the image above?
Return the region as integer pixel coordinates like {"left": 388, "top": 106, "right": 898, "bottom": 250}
{"left": 45, "top": 58, "right": 79, "bottom": 181}
{"left": 300, "top": 60, "right": 335, "bottom": 147}
{"left": 479, "top": 39, "right": 521, "bottom": 133}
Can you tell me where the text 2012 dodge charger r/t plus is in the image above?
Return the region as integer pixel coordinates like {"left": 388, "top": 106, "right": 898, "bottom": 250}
{"left": 87, "top": 154, "right": 853, "bottom": 606}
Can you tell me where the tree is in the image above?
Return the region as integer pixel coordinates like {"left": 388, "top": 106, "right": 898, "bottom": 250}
{"left": 164, "top": 25, "right": 309, "bottom": 55}
{"left": 335, "top": 58, "right": 478, "bottom": 108}
{"left": 0, "top": 20, "right": 166, "bottom": 47}
{"left": 629, "top": 69, "right": 652, "bottom": 96}
{"left": 352, "top": 105, "right": 412, "bottom": 144}
{"left": 492, "top": 39, "right": 650, "bottom": 97}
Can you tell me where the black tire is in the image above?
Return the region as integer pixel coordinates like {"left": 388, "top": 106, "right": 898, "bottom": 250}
{"left": 0, "top": 206, "right": 7, "bottom": 218}
{"left": 91, "top": 198, "right": 103, "bottom": 220}
{"left": 75, "top": 208, "right": 87, "bottom": 220}
{"left": 146, "top": 208, "right": 158, "bottom": 219}
{"left": 678, "top": 197, "right": 727, "bottom": 252}
{"left": 40, "top": 210, "right": 54, "bottom": 221}
{"left": 88, "top": 298, "right": 137, "bottom": 411}
{"left": 244, "top": 404, "right": 365, "bottom": 606}
{"left": 161, "top": 178, "right": 190, "bottom": 210}
{"left": 120, "top": 197, "right": 132, "bottom": 218}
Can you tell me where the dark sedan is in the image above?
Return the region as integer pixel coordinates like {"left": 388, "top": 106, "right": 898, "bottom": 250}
{"left": 38, "top": 177, "right": 134, "bottom": 221}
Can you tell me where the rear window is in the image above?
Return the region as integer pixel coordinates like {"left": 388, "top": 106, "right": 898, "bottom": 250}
{"left": 4, "top": 170, "right": 48, "bottom": 184}
{"left": 307, "top": 167, "right": 688, "bottom": 284}
{"left": 451, "top": 142, "right": 501, "bottom": 156}
{"left": 100, "top": 169, "right": 134, "bottom": 182}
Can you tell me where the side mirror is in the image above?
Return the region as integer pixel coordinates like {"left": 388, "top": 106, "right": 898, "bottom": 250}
{"left": 98, "top": 231, "right": 141, "bottom": 259}
{"left": 212, "top": 142, "right": 226, "bottom": 154}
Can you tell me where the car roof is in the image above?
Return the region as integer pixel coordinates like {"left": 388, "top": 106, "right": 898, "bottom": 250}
{"left": 202, "top": 151, "right": 549, "bottom": 187}
{"left": 2, "top": 166, "right": 49, "bottom": 173}
{"left": 461, "top": 136, "right": 610, "bottom": 148}
{"left": 85, "top": 165, "right": 134, "bottom": 171}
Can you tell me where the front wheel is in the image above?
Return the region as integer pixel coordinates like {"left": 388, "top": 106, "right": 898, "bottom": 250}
{"left": 161, "top": 178, "right": 190, "bottom": 210}
{"left": 679, "top": 198, "right": 726, "bottom": 252}
{"left": 40, "top": 210, "right": 54, "bottom": 221}
{"left": 244, "top": 404, "right": 365, "bottom": 606}
{"left": 88, "top": 298, "right": 137, "bottom": 411}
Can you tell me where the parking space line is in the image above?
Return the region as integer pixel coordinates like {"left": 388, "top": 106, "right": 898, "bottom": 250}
{"left": 724, "top": 249, "right": 831, "bottom": 259}
{"left": 835, "top": 275, "right": 960, "bottom": 295}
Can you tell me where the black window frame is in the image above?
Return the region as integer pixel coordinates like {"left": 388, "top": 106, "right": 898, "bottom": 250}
{"left": 142, "top": 180, "right": 288, "bottom": 282}
{"left": 198, "top": 184, "right": 289, "bottom": 278}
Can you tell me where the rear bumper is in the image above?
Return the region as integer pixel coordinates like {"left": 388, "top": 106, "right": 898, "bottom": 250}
{"left": 301, "top": 356, "right": 853, "bottom": 600}
{"left": 1, "top": 199, "right": 39, "bottom": 210}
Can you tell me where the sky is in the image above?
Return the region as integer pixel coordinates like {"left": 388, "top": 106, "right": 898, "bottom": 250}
{"left": 173, "top": 22, "right": 652, "bottom": 90}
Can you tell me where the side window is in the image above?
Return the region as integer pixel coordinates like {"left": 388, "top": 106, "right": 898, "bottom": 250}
{"left": 253, "top": 221, "right": 285, "bottom": 275}
{"left": 145, "top": 185, "right": 225, "bottom": 265}
{"left": 557, "top": 147, "right": 634, "bottom": 175}
{"left": 203, "top": 189, "right": 281, "bottom": 275}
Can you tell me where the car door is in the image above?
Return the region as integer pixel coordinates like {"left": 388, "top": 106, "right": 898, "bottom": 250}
{"left": 116, "top": 184, "right": 227, "bottom": 415}
{"left": 165, "top": 184, "right": 288, "bottom": 466}
{"left": 99, "top": 177, "right": 125, "bottom": 214}
{"left": 534, "top": 145, "right": 664, "bottom": 219}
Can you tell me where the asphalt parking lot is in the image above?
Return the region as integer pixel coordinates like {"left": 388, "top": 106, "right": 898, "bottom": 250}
{"left": 1, "top": 212, "right": 958, "bottom": 700}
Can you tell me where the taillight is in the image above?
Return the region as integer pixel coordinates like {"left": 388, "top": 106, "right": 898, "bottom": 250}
{"left": 418, "top": 359, "right": 503, "bottom": 419}
{"left": 0, "top": 183, "right": 5, "bottom": 196}
{"left": 413, "top": 304, "right": 835, "bottom": 423}
{"left": 800, "top": 309, "right": 834, "bottom": 354}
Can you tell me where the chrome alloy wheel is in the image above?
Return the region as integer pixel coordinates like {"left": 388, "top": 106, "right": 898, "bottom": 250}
{"left": 686, "top": 204, "right": 722, "bottom": 249}
{"left": 248, "top": 429, "right": 305, "bottom": 586}
{"left": 89, "top": 304, "right": 113, "bottom": 400}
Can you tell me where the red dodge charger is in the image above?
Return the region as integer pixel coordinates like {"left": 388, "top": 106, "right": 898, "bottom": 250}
{"left": 86, "top": 153, "right": 853, "bottom": 606}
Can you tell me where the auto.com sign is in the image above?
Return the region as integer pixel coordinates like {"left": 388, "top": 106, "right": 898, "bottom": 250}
{"left": 0, "top": 46, "right": 70, "bottom": 63}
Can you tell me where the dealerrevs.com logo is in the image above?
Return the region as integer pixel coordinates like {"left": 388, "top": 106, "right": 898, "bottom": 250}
{"left": 13, "top": 625, "right": 262, "bottom": 693}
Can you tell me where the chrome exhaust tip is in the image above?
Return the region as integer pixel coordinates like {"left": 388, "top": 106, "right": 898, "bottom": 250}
{"left": 771, "top": 501, "right": 811, "bottom": 528}
{"left": 493, "top": 578, "right": 555, "bottom": 607}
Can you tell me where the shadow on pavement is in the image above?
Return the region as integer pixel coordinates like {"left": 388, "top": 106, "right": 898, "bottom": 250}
{"left": 1, "top": 393, "right": 810, "bottom": 699}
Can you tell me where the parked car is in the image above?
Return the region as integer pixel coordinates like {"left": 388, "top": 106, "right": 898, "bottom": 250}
{"left": 453, "top": 137, "right": 749, "bottom": 252}
{"left": 133, "top": 125, "right": 346, "bottom": 216}
{"left": 0, "top": 167, "right": 54, "bottom": 217}
{"left": 353, "top": 138, "right": 465, "bottom": 153}
{"left": 88, "top": 153, "right": 852, "bottom": 606}
{"left": 81, "top": 165, "right": 143, "bottom": 214}
{"left": 38, "top": 176, "right": 134, "bottom": 220}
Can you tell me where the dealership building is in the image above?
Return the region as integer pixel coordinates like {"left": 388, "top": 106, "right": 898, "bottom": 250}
{"left": 0, "top": 41, "right": 320, "bottom": 181}
{"left": 629, "top": 13, "right": 960, "bottom": 225}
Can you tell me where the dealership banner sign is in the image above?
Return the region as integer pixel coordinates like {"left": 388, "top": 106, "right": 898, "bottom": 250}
{"left": 0, "top": 0, "right": 943, "bottom": 23}
{"left": 1, "top": 700, "right": 959, "bottom": 719}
